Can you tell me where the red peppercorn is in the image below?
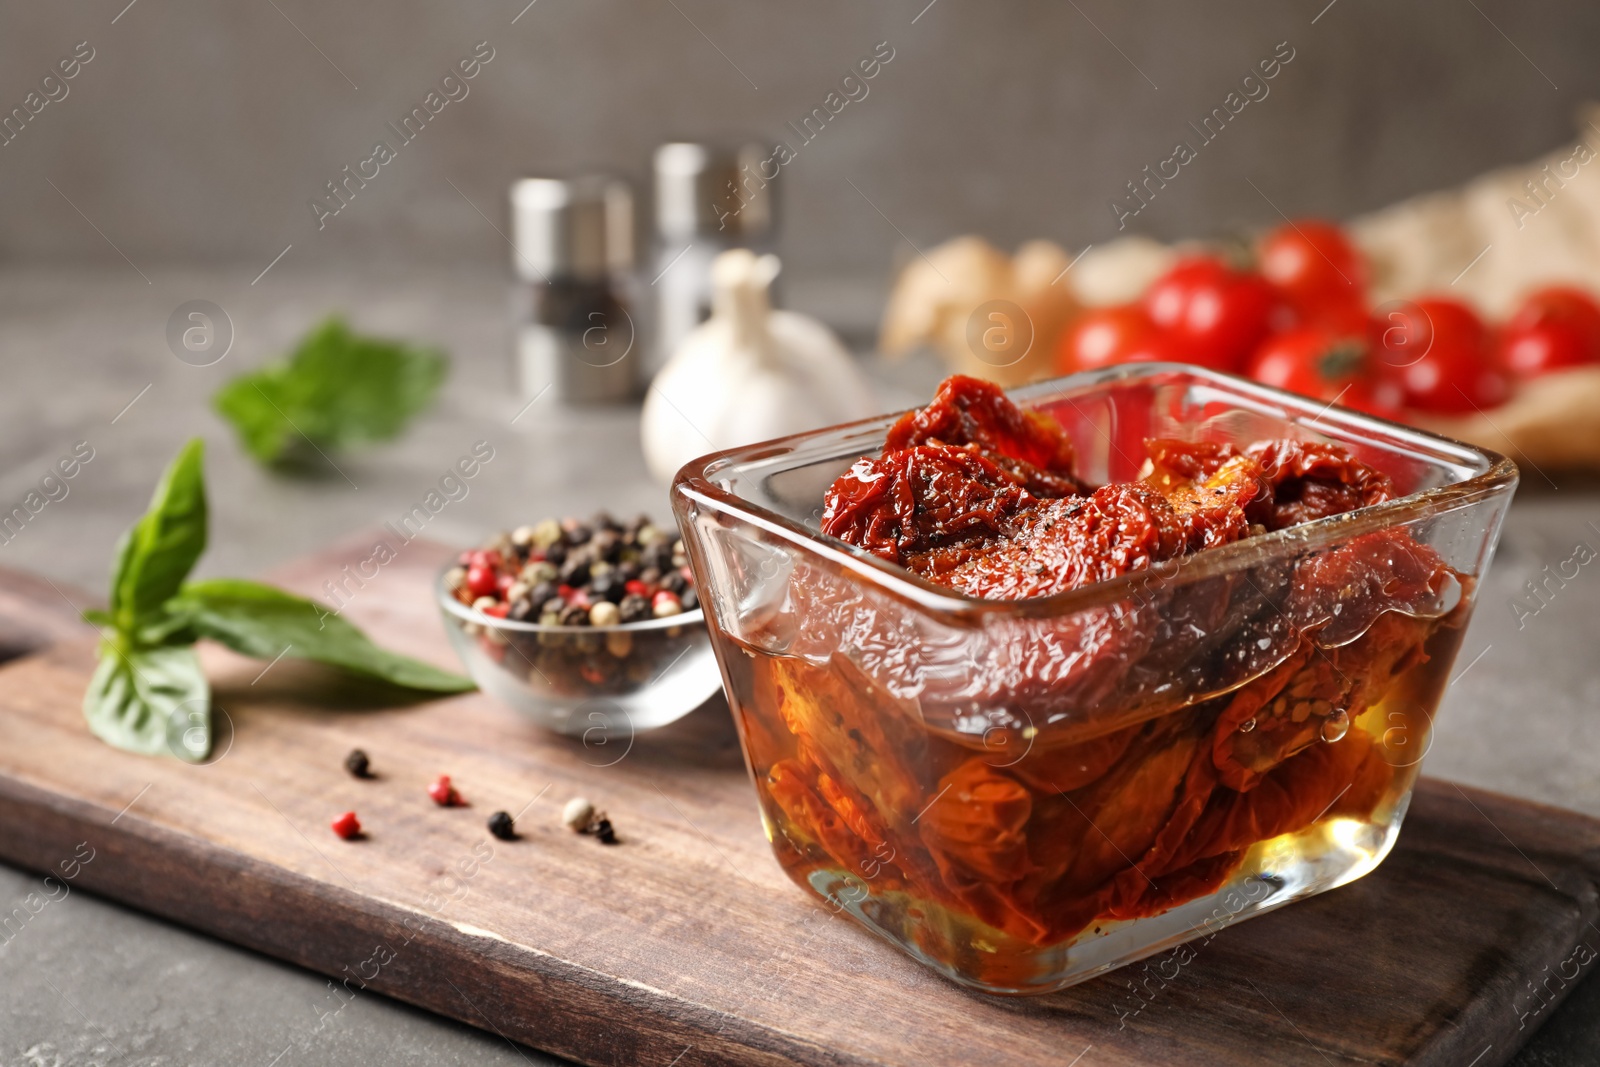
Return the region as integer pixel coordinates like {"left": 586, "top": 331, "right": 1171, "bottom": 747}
{"left": 481, "top": 602, "right": 509, "bottom": 619}
{"left": 428, "top": 775, "right": 465, "bottom": 807}
{"left": 652, "top": 590, "right": 680, "bottom": 610}
{"left": 624, "top": 579, "right": 651, "bottom": 598}
{"left": 466, "top": 564, "right": 498, "bottom": 598}
{"left": 331, "top": 811, "right": 362, "bottom": 840}
{"left": 557, "top": 583, "right": 576, "bottom": 600}
{"left": 496, "top": 572, "right": 515, "bottom": 595}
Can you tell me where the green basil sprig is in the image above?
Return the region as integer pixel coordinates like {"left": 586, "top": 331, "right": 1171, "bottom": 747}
{"left": 213, "top": 318, "right": 447, "bottom": 468}
{"left": 83, "top": 438, "right": 473, "bottom": 761}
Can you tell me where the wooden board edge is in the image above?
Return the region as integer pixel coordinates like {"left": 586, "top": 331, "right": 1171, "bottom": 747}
{"left": 1400, "top": 781, "right": 1600, "bottom": 1067}
{"left": 0, "top": 773, "right": 877, "bottom": 1067}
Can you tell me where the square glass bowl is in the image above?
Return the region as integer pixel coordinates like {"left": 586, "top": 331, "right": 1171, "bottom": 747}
{"left": 671, "top": 364, "right": 1517, "bottom": 995}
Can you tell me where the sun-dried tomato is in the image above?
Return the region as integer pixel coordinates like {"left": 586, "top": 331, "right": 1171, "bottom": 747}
{"left": 821, "top": 443, "right": 1036, "bottom": 565}
{"left": 884, "top": 375, "right": 1083, "bottom": 497}
{"left": 1245, "top": 438, "right": 1395, "bottom": 529}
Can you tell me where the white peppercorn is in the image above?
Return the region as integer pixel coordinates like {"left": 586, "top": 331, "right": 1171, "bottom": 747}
{"left": 531, "top": 518, "right": 563, "bottom": 550}
{"left": 562, "top": 797, "right": 595, "bottom": 832}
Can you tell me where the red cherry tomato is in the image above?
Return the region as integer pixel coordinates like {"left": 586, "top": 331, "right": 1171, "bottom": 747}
{"left": 1507, "top": 285, "right": 1600, "bottom": 353}
{"left": 1141, "top": 257, "right": 1274, "bottom": 371}
{"left": 1258, "top": 220, "right": 1367, "bottom": 319}
{"left": 1247, "top": 327, "right": 1396, "bottom": 413}
{"left": 1337, "top": 378, "right": 1406, "bottom": 419}
{"left": 1498, "top": 322, "right": 1593, "bottom": 377}
{"left": 1299, "top": 295, "right": 1370, "bottom": 336}
{"left": 1384, "top": 298, "right": 1509, "bottom": 413}
{"left": 1369, "top": 302, "right": 1433, "bottom": 374}
{"left": 1059, "top": 304, "right": 1173, "bottom": 371}
{"left": 1498, "top": 286, "right": 1600, "bottom": 377}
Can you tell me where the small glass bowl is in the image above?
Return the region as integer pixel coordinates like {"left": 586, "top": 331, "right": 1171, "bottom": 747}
{"left": 436, "top": 566, "right": 723, "bottom": 737}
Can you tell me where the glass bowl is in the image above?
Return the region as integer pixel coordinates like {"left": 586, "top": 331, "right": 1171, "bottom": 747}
{"left": 436, "top": 565, "right": 723, "bottom": 737}
{"left": 671, "top": 363, "right": 1517, "bottom": 995}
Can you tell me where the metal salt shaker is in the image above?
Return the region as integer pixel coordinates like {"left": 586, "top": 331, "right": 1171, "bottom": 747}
{"left": 650, "top": 142, "right": 777, "bottom": 376}
{"left": 510, "top": 176, "right": 639, "bottom": 403}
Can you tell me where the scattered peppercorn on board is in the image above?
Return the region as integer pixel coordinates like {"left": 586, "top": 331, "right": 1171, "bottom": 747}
{"left": 0, "top": 534, "right": 1596, "bottom": 1067}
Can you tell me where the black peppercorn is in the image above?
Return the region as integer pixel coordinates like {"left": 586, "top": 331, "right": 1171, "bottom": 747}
{"left": 638, "top": 566, "right": 662, "bottom": 587}
{"left": 618, "top": 594, "right": 652, "bottom": 623}
{"left": 543, "top": 540, "right": 568, "bottom": 566}
{"left": 589, "top": 573, "right": 624, "bottom": 603}
{"left": 527, "top": 581, "right": 559, "bottom": 609}
{"left": 508, "top": 598, "right": 539, "bottom": 622}
{"left": 616, "top": 560, "right": 641, "bottom": 583}
{"left": 563, "top": 522, "right": 592, "bottom": 546}
{"left": 593, "top": 817, "right": 618, "bottom": 845}
{"left": 592, "top": 529, "right": 621, "bottom": 559}
{"left": 344, "top": 749, "right": 372, "bottom": 778}
{"left": 558, "top": 602, "right": 591, "bottom": 626}
{"left": 680, "top": 587, "right": 698, "bottom": 612}
{"left": 487, "top": 811, "right": 517, "bottom": 841}
{"left": 660, "top": 570, "right": 688, "bottom": 595}
{"left": 559, "top": 557, "right": 591, "bottom": 587}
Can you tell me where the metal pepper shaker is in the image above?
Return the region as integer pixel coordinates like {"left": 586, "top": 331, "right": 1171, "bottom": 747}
{"left": 510, "top": 176, "right": 639, "bottom": 403}
{"left": 650, "top": 142, "right": 777, "bottom": 376}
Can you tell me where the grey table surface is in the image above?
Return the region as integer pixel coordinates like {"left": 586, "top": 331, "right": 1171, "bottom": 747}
{"left": 2, "top": 266, "right": 1598, "bottom": 1066}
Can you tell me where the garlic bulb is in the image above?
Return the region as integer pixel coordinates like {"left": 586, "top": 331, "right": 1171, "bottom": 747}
{"left": 641, "top": 249, "right": 877, "bottom": 484}
{"left": 878, "top": 236, "right": 1082, "bottom": 386}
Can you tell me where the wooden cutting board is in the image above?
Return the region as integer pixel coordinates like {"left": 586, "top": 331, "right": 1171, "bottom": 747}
{"left": 1, "top": 535, "right": 1596, "bottom": 1067}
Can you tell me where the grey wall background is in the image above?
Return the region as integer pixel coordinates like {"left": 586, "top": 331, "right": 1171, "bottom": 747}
{"left": 2, "top": 0, "right": 1598, "bottom": 284}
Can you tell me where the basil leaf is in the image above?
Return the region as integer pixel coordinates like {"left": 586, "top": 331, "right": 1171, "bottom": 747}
{"left": 213, "top": 318, "right": 448, "bottom": 466}
{"left": 83, "top": 642, "right": 210, "bottom": 760}
{"left": 108, "top": 438, "right": 207, "bottom": 631}
{"left": 177, "top": 578, "right": 474, "bottom": 693}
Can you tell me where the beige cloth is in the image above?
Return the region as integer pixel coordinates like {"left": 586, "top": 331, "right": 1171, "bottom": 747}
{"left": 1353, "top": 105, "right": 1600, "bottom": 315}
